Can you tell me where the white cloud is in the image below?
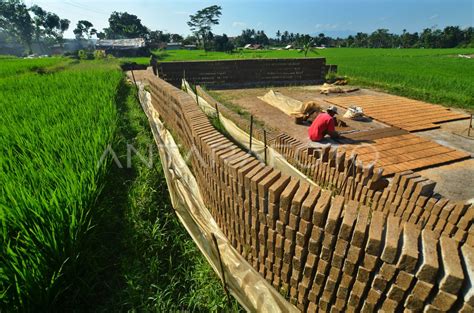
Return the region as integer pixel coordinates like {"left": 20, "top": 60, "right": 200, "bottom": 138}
{"left": 429, "top": 14, "right": 439, "bottom": 20}
{"left": 232, "top": 21, "right": 247, "bottom": 27}
{"left": 315, "top": 23, "right": 339, "bottom": 29}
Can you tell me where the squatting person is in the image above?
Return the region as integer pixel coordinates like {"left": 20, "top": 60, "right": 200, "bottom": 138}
{"left": 308, "top": 105, "right": 340, "bottom": 142}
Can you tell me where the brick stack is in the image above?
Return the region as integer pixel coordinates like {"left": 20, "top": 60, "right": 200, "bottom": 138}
{"left": 147, "top": 76, "right": 474, "bottom": 312}
{"left": 158, "top": 58, "right": 327, "bottom": 89}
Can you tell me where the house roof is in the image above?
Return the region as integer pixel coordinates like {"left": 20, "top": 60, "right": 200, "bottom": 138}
{"left": 96, "top": 38, "right": 146, "bottom": 49}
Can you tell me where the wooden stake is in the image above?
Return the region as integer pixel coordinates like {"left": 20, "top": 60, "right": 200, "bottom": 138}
{"left": 249, "top": 115, "right": 254, "bottom": 153}
{"left": 264, "top": 129, "right": 267, "bottom": 165}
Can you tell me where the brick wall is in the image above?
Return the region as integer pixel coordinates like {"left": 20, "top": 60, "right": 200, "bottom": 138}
{"left": 147, "top": 76, "right": 474, "bottom": 312}
{"left": 157, "top": 58, "right": 327, "bottom": 89}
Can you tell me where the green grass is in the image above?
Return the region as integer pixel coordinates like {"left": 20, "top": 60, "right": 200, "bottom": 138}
{"left": 0, "top": 58, "right": 240, "bottom": 311}
{"left": 123, "top": 48, "right": 474, "bottom": 109}
{"left": 317, "top": 48, "right": 474, "bottom": 109}
{"left": 0, "top": 59, "right": 122, "bottom": 310}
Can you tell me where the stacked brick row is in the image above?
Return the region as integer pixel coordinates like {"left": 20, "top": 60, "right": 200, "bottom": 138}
{"left": 158, "top": 58, "right": 327, "bottom": 89}
{"left": 147, "top": 76, "right": 474, "bottom": 312}
{"left": 274, "top": 133, "right": 474, "bottom": 245}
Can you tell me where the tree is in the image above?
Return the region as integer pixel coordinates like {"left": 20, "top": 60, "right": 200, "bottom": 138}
{"left": 73, "top": 20, "right": 94, "bottom": 40}
{"left": 187, "top": 5, "right": 222, "bottom": 51}
{"left": 30, "top": 5, "right": 69, "bottom": 48}
{"left": 0, "top": 0, "right": 34, "bottom": 53}
{"left": 297, "top": 34, "right": 317, "bottom": 57}
{"left": 104, "top": 11, "right": 149, "bottom": 39}
{"left": 211, "top": 33, "right": 234, "bottom": 52}
{"left": 276, "top": 30, "right": 281, "bottom": 43}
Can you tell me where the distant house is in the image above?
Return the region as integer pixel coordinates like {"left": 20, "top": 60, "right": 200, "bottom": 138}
{"left": 95, "top": 38, "right": 148, "bottom": 57}
{"left": 183, "top": 45, "right": 197, "bottom": 50}
{"left": 244, "top": 44, "right": 264, "bottom": 50}
{"left": 284, "top": 44, "right": 293, "bottom": 50}
{"left": 166, "top": 42, "right": 182, "bottom": 50}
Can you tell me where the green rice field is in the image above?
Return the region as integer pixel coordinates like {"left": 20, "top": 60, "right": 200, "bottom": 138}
{"left": 126, "top": 48, "right": 474, "bottom": 109}
{"left": 0, "top": 57, "right": 235, "bottom": 311}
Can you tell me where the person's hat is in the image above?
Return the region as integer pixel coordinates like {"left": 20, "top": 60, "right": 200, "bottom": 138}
{"left": 327, "top": 105, "right": 338, "bottom": 114}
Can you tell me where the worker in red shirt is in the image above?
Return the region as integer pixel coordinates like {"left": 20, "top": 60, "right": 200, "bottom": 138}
{"left": 308, "top": 106, "right": 340, "bottom": 141}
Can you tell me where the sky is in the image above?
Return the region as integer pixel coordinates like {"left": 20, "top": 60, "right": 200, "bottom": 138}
{"left": 25, "top": 0, "right": 473, "bottom": 39}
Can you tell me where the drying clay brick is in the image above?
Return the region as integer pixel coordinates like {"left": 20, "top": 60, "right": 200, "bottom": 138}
{"left": 291, "top": 182, "right": 310, "bottom": 216}
{"left": 461, "top": 244, "right": 474, "bottom": 306}
{"left": 405, "top": 280, "right": 434, "bottom": 311}
{"left": 459, "top": 303, "right": 474, "bottom": 313}
{"left": 351, "top": 205, "right": 370, "bottom": 248}
{"left": 326, "top": 195, "right": 345, "bottom": 235}
{"left": 431, "top": 289, "right": 458, "bottom": 311}
{"left": 417, "top": 229, "right": 439, "bottom": 283}
{"left": 373, "top": 263, "right": 397, "bottom": 292}
{"left": 268, "top": 174, "right": 291, "bottom": 205}
{"left": 381, "top": 215, "right": 401, "bottom": 264}
{"left": 312, "top": 190, "right": 332, "bottom": 227}
{"left": 439, "top": 236, "right": 464, "bottom": 294}
{"left": 300, "top": 186, "right": 321, "bottom": 221}
{"left": 387, "top": 271, "right": 414, "bottom": 302}
{"left": 257, "top": 169, "right": 281, "bottom": 202}
{"left": 397, "top": 222, "right": 421, "bottom": 273}
{"left": 338, "top": 200, "right": 359, "bottom": 241}
{"left": 280, "top": 178, "right": 300, "bottom": 212}
{"left": 366, "top": 211, "right": 384, "bottom": 256}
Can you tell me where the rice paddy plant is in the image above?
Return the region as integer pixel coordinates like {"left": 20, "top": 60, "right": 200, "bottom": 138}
{"left": 0, "top": 61, "right": 122, "bottom": 310}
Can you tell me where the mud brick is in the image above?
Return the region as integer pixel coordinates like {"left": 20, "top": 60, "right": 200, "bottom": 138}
{"left": 387, "top": 271, "right": 414, "bottom": 302}
{"left": 351, "top": 205, "right": 370, "bottom": 248}
{"left": 275, "top": 234, "right": 284, "bottom": 258}
{"left": 268, "top": 174, "right": 290, "bottom": 205}
{"left": 397, "top": 172, "right": 420, "bottom": 197}
{"left": 431, "top": 290, "right": 458, "bottom": 311}
{"left": 267, "top": 228, "right": 276, "bottom": 251}
{"left": 439, "top": 203, "right": 456, "bottom": 222}
{"left": 347, "top": 280, "right": 365, "bottom": 308}
{"left": 325, "top": 195, "right": 345, "bottom": 235}
{"left": 293, "top": 245, "right": 307, "bottom": 272}
{"left": 336, "top": 272, "right": 352, "bottom": 300}
{"left": 283, "top": 239, "right": 295, "bottom": 264}
{"left": 448, "top": 202, "right": 469, "bottom": 225}
{"left": 288, "top": 215, "right": 299, "bottom": 233}
{"left": 431, "top": 198, "right": 449, "bottom": 217}
{"left": 442, "top": 222, "right": 456, "bottom": 236}
{"left": 403, "top": 176, "right": 428, "bottom": 199}
{"left": 312, "top": 190, "right": 332, "bottom": 227}
{"left": 301, "top": 186, "right": 321, "bottom": 221}
{"left": 405, "top": 280, "right": 434, "bottom": 310}
{"left": 364, "top": 289, "right": 382, "bottom": 310}
{"left": 397, "top": 222, "right": 421, "bottom": 273}
{"left": 366, "top": 211, "right": 384, "bottom": 256}
{"left": 267, "top": 205, "right": 278, "bottom": 224}
{"left": 298, "top": 219, "right": 312, "bottom": 238}
{"left": 343, "top": 246, "right": 361, "bottom": 275}
{"left": 249, "top": 165, "right": 272, "bottom": 194}
{"left": 321, "top": 233, "right": 336, "bottom": 261}
{"left": 276, "top": 220, "right": 285, "bottom": 236}
{"left": 461, "top": 244, "right": 474, "bottom": 306}
{"left": 413, "top": 179, "right": 436, "bottom": 198}
{"left": 457, "top": 205, "right": 474, "bottom": 231}
{"left": 459, "top": 303, "right": 474, "bottom": 313}
{"left": 334, "top": 298, "right": 346, "bottom": 311}
{"left": 258, "top": 169, "right": 281, "bottom": 204}
{"left": 339, "top": 200, "right": 359, "bottom": 241}
{"left": 290, "top": 182, "right": 310, "bottom": 216}
{"left": 381, "top": 215, "right": 401, "bottom": 264}
{"left": 302, "top": 253, "right": 317, "bottom": 280}
{"left": 373, "top": 263, "right": 397, "bottom": 292}
{"left": 281, "top": 262, "right": 291, "bottom": 282}
{"left": 439, "top": 236, "right": 464, "bottom": 294}
{"left": 318, "top": 297, "right": 331, "bottom": 312}
{"left": 308, "top": 238, "right": 321, "bottom": 255}
{"left": 362, "top": 254, "right": 378, "bottom": 271}
{"left": 355, "top": 266, "right": 371, "bottom": 283}
{"left": 332, "top": 239, "right": 349, "bottom": 268}
{"left": 307, "top": 301, "right": 317, "bottom": 312}
{"left": 312, "top": 259, "right": 329, "bottom": 294}
{"left": 380, "top": 298, "right": 399, "bottom": 312}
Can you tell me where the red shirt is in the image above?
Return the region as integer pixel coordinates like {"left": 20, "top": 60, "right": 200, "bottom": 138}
{"left": 308, "top": 113, "right": 335, "bottom": 141}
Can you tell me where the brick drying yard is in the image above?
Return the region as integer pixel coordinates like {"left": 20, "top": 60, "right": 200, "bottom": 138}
{"left": 208, "top": 86, "right": 474, "bottom": 200}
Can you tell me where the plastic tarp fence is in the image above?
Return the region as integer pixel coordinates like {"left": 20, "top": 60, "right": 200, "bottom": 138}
{"left": 136, "top": 81, "right": 299, "bottom": 313}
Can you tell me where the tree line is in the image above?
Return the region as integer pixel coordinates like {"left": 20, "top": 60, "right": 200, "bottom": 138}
{"left": 1, "top": 1, "right": 472, "bottom": 55}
